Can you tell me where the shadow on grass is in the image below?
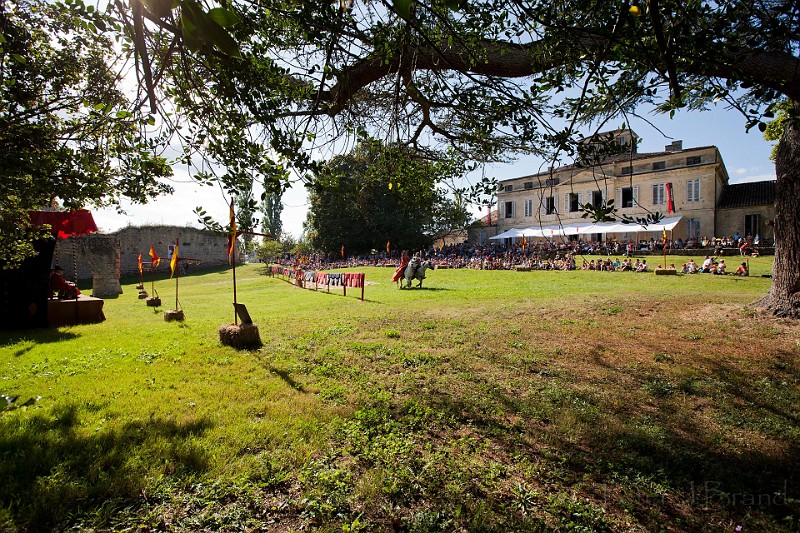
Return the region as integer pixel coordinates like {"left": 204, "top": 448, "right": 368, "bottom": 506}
{"left": 0, "top": 329, "right": 80, "bottom": 352}
{"left": 392, "top": 359, "right": 799, "bottom": 530}
{"left": 265, "top": 364, "right": 309, "bottom": 393}
{"left": 0, "top": 403, "right": 214, "bottom": 530}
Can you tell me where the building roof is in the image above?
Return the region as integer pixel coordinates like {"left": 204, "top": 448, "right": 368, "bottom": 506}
{"left": 503, "top": 145, "right": 717, "bottom": 183}
{"left": 717, "top": 181, "right": 776, "bottom": 209}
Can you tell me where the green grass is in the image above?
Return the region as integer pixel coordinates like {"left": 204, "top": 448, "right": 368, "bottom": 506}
{"left": 1, "top": 257, "right": 799, "bottom": 531}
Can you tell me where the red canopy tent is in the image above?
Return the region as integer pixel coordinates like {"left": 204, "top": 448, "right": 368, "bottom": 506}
{"left": 28, "top": 209, "right": 98, "bottom": 238}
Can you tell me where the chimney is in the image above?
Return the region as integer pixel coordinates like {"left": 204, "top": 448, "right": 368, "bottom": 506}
{"left": 665, "top": 140, "right": 683, "bottom": 152}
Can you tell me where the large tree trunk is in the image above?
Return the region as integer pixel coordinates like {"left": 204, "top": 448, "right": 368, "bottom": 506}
{"left": 755, "top": 104, "right": 800, "bottom": 317}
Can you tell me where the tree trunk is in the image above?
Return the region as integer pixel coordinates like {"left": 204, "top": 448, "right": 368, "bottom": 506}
{"left": 755, "top": 104, "right": 800, "bottom": 317}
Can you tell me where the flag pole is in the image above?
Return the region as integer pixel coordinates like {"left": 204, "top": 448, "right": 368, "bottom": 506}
{"left": 232, "top": 229, "right": 238, "bottom": 325}
{"left": 174, "top": 238, "right": 179, "bottom": 310}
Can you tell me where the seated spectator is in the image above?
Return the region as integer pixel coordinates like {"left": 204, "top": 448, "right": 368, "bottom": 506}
{"left": 734, "top": 262, "right": 749, "bottom": 276}
{"left": 700, "top": 256, "right": 714, "bottom": 273}
{"left": 49, "top": 266, "right": 80, "bottom": 299}
{"left": 715, "top": 259, "right": 727, "bottom": 274}
{"left": 636, "top": 259, "right": 648, "bottom": 272}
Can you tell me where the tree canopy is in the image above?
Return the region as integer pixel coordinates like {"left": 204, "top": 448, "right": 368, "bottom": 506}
{"left": 306, "top": 141, "right": 471, "bottom": 254}
{"left": 0, "top": 0, "right": 179, "bottom": 267}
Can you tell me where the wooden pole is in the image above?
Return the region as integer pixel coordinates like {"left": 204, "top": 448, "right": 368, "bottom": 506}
{"left": 232, "top": 230, "right": 238, "bottom": 325}
{"left": 174, "top": 238, "right": 179, "bottom": 310}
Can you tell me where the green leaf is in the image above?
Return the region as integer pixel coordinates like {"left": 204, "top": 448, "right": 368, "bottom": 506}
{"left": 207, "top": 7, "right": 240, "bottom": 28}
{"left": 394, "top": 0, "right": 412, "bottom": 20}
{"left": 12, "top": 53, "right": 27, "bottom": 64}
{"left": 0, "top": 34, "right": 6, "bottom": 44}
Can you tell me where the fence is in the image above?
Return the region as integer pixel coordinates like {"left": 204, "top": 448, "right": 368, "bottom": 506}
{"left": 267, "top": 265, "right": 366, "bottom": 301}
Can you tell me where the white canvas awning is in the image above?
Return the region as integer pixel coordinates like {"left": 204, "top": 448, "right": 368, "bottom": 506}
{"left": 489, "top": 228, "right": 524, "bottom": 240}
{"left": 519, "top": 216, "right": 682, "bottom": 238}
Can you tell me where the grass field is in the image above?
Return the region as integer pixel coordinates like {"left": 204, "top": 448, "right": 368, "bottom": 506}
{"left": 1, "top": 257, "right": 799, "bottom": 532}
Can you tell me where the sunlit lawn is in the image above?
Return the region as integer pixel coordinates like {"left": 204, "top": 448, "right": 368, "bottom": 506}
{"left": 1, "top": 256, "right": 798, "bottom": 531}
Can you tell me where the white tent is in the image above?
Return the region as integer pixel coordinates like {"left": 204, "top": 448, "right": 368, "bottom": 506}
{"left": 489, "top": 227, "right": 525, "bottom": 240}
{"left": 498, "top": 216, "right": 683, "bottom": 240}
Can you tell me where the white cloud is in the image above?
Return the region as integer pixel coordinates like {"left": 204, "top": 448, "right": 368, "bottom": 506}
{"left": 92, "top": 167, "right": 310, "bottom": 238}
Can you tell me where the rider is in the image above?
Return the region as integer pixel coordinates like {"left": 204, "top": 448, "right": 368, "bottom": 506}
{"left": 391, "top": 250, "right": 411, "bottom": 282}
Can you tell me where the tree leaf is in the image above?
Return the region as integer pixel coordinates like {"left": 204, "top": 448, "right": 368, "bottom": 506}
{"left": 207, "top": 7, "right": 240, "bottom": 28}
{"left": 394, "top": 0, "right": 412, "bottom": 20}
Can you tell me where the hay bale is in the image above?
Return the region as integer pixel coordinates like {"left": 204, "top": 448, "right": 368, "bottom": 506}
{"left": 218, "top": 322, "right": 262, "bottom": 349}
{"left": 146, "top": 296, "right": 161, "bottom": 307}
{"left": 138, "top": 290, "right": 148, "bottom": 299}
{"left": 164, "top": 309, "right": 184, "bottom": 322}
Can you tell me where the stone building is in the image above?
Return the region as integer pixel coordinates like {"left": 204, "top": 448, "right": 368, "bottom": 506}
{"left": 54, "top": 225, "right": 231, "bottom": 295}
{"left": 715, "top": 181, "right": 775, "bottom": 242}
{"left": 492, "top": 129, "right": 774, "bottom": 243}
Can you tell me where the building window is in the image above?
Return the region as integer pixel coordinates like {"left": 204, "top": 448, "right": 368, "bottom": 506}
{"left": 686, "top": 218, "right": 701, "bottom": 239}
{"left": 687, "top": 178, "right": 701, "bottom": 202}
{"left": 523, "top": 181, "right": 533, "bottom": 190}
{"left": 504, "top": 185, "right": 513, "bottom": 192}
{"left": 652, "top": 161, "right": 666, "bottom": 170}
{"left": 479, "top": 232, "right": 487, "bottom": 244}
{"left": 686, "top": 156, "right": 701, "bottom": 165}
{"left": 621, "top": 166, "right": 632, "bottom": 175}
{"left": 590, "top": 190, "right": 603, "bottom": 207}
{"left": 568, "top": 193, "right": 581, "bottom": 212}
{"left": 652, "top": 183, "right": 665, "bottom": 205}
{"left": 620, "top": 186, "right": 638, "bottom": 208}
{"left": 504, "top": 201, "right": 514, "bottom": 219}
{"left": 545, "top": 178, "right": 560, "bottom": 187}
{"left": 545, "top": 196, "right": 557, "bottom": 215}
{"left": 523, "top": 199, "right": 533, "bottom": 217}
{"left": 744, "top": 214, "right": 761, "bottom": 238}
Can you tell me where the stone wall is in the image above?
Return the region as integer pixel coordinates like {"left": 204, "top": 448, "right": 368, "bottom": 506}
{"left": 716, "top": 206, "right": 775, "bottom": 243}
{"left": 115, "top": 225, "right": 230, "bottom": 276}
{"left": 53, "top": 235, "right": 122, "bottom": 297}
{"left": 53, "top": 226, "right": 231, "bottom": 296}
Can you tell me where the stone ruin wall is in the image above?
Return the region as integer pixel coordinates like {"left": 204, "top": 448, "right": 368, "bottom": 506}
{"left": 53, "top": 226, "right": 230, "bottom": 297}
{"left": 115, "top": 225, "right": 230, "bottom": 276}
{"left": 53, "top": 235, "right": 122, "bottom": 297}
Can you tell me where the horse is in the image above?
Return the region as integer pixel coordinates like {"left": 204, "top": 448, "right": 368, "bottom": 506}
{"left": 400, "top": 258, "right": 433, "bottom": 289}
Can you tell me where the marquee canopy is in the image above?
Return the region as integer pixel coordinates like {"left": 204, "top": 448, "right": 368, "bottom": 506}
{"left": 492, "top": 216, "right": 683, "bottom": 239}
{"left": 29, "top": 209, "right": 98, "bottom": 239}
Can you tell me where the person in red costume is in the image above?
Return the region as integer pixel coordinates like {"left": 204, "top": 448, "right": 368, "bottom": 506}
{"left": 49, "top": 266, "right": 81, "bottom": 299}
{"left": 391, "top": 250, "right": 411, "bottom": 283}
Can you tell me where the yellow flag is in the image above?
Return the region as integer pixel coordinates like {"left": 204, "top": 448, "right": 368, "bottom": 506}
{"left": 170, "top": 242, "right": 179, "bottom": 278}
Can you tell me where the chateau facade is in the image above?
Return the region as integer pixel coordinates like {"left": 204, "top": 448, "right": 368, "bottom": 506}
{"left": 491, "top": 130, "right": 774, "bottom": 244}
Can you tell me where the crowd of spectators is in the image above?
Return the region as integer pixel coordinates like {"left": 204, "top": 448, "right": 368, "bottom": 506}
{"left": 270, "top": 233, "right": 763, "bottom": 275}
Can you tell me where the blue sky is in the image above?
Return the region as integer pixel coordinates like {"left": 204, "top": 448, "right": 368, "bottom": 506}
{"left": 92, "top": 104, "right": 776, "bottom": 238}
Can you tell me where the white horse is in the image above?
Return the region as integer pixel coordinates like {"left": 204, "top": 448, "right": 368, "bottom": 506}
{"left": 400, "top": 258, "right": 433, "bottom": 288}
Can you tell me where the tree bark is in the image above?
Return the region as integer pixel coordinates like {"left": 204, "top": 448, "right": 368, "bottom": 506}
{"left": 755, "top": 103, "right": 800, "bottom": 317}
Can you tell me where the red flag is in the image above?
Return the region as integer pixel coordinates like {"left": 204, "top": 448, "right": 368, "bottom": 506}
{"left": 665, "top": 183, "right": 675, "bottom": 214}
{"left": 386, "top": 240, "right": 391, "bottom": 253}
{"left": 227, "top": 197, "right": 236, "bottom": 260}
{"left": 137, "top": 252, "right": 143, "bottom": 275}
{"left": 341, "top": 244, "right": 345, "bottom": 258}
{"left": 487, "top": 206, "right": 492, "bottom": 226}
{"left": 149, "top": 246, "right": 160, "bottom": 268}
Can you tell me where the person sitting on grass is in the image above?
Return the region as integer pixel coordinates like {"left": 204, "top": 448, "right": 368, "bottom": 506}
{"left": 715, "top": 259, "right": 727, "bottom": 275}
{"left": 636, "top": 259, "right": 648, "bottom": 272}
{"left": 734, "top": 262, "right": 749, "bottom": 276}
